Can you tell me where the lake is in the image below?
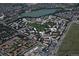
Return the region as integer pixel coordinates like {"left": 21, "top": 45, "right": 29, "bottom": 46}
{"left": 20, "top": 8, "right": 62, "bottom": 18}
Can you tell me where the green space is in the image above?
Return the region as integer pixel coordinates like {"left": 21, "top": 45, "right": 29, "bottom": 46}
{"left": 58, "top": 23, "right": 79, "bottom": 56}
{"left": 20, "top": 8, "right": 62, "bottom": 17}
{"left": 27, "top": 22, "right": 49, "bottom": 31}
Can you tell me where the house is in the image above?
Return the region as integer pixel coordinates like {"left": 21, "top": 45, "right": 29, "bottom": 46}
{"left": 48, "top": 15, "right": 52, "bottom": 19}
{"left": 27, "top": 34, "right": 37, "bottom": 41}
{"left": 42, "top": 34, "right": 52, "bottom": 45}
{"left": 0, "top": 13, "right": 5, "bottom": 20}
{"left": 49, "top": 28, "right": 57, "bottom": 32}
{"left": 11, "top": 22, "right": 19, "bottom": 29}
{"left": 56, "top": 36, "right": 61, "bottom": 41}
{"left": 36, "top": 18, "right": 42, "bottom": 22}
{"left": 24, "top": 46, "right": 39, "bottom": 56}
{"left": 52, "top": 32, "right": 59, "bottom": 38}
{"left": 22, "top": 18, "right": 27, "bottom": 22}
{"left": 39, "top": 31, "right": 45, "bottom": 36}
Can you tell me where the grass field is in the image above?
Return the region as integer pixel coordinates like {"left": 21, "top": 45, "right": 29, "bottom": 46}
{"left": 27, "top": 23, "right": 49, "bottom": 31}
{"left": 58, "top": 23, "right": 79, "bottom": 56}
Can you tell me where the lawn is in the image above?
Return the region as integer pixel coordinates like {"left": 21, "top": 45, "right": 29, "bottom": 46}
{"left": 58, "top": 23, "right": 79, "bottom": 56}
{"left": 27, "top": 23, "right": 49, "bottom": 31}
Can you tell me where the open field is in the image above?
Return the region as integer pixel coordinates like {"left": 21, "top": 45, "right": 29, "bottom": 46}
{"left": 58, "top": 23, "right": 79, "bottom": 56}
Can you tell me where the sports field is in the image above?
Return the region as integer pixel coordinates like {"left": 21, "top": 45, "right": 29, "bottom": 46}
{"left": 58, "top": 23, "right": 79, "bottom": 56}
